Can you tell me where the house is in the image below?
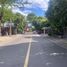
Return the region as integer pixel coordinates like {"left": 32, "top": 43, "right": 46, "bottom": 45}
{"left": 1, "top": 22, "right": 16, "bottom": 36}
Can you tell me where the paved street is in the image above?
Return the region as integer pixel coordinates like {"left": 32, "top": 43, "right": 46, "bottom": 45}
{"left": 0, "top": 34, "right": 67, "bottom": 67}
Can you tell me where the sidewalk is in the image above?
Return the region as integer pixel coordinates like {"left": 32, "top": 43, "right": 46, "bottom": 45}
{"left": 0, "top": 34, "right": 31, "bottom": 47}
{"left": 0, "top": 34, "right": 67, "bottom": 49}
{"left": 43, "top": 34, "right": 67, "bottom": 49}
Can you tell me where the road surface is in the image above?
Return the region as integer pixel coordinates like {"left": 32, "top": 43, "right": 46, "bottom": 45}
{"left": 0, "top": 34, "right": 67, "bottom": 67}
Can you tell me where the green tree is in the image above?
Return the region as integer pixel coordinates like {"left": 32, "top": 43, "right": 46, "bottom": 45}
{"left": 27, "top": 13, "right": 37, "bottom": 23}
{"left": 3, "top": 8, "right": 15, "bottom": 22}
{"left": 14, "top": 13, "right": 26, "bottom": 33}
{"left": 33, "top": 16, "right": 48, "bottom": 31}
{"left": 0, "top": 0, "right": 16, "bottom": 35}
{"left": 46, "top": 0, "right": 67, "bottom": 37}
{"left": 27, "top": 13, "right": 48, "bottom": 31}
{"left": 0, "top": 7, "right": 26, "bottom": 35}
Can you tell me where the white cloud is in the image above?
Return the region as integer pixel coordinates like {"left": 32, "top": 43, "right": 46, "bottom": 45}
{"left": 28, "top": 0, "right": 49, "bottom": 11}
{"left": 12, "top": 0, "right": 49, "bottom": 16}
{"left": 23, "top": 10, "right": 32, "bottom": 14}
{"left": 24, "top": 4, "right": 33, "bottom": 8}
{"left": 12, "top": 8, "right": 26, "bottom": 16}
{"left": 12, "top": 7, "right": 32, "bottom": 16}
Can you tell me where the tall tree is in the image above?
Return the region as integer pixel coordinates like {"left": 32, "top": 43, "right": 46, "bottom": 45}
{"left": 27, "top": 13, "right": 48, "bottom": 31}
{"left": 14, "top": 13, "right": 26, "bottom": 34}
{"left": 0, "top": 0, "right": 16, "bottom": 35}
{"left": 27, "top": 13, "right": 36, "bottom": 23}
{"left": 46, "top": 0, "right": 67, "bottom": 37}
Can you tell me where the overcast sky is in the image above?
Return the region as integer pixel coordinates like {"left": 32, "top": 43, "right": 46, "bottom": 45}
{"left": 12, "top": 0, "right": 49, "bottom": 16}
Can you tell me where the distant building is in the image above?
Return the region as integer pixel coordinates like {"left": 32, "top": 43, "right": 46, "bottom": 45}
{"left": 1, "top": 22, "right": 16, "bottom": 36}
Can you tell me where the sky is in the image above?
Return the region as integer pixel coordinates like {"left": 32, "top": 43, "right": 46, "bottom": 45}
{"left": 12, "top": 0, "right": 49, "bottom": 16}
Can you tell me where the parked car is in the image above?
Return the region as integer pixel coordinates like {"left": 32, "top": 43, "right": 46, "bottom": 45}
{"left": 36, "top": 30, "right": 44, "bottom": 34}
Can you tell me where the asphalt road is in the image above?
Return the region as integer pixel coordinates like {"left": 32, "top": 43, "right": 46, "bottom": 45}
{"left": 0, "top": 43, "right": 29, "bottom": 67}
{"left": 0, "top": 34, "right": 67, "bottom": 67}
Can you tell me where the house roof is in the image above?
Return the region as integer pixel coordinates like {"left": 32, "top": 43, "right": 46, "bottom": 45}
{"left": 4, "top": 22, "right": 14, "bottom": 27}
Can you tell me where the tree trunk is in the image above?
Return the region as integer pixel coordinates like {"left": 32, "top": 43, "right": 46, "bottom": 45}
{"left": 0, "top": 20, "right": 1, "bottom": 36}
{"left": 0, "top": 5, "right": 4, "bottom": 36}
{"left": 9, "top": 19, "right": 12, "bottom": 36}
{"left": 9, "top": 25, "right": 12, "bottom": 36}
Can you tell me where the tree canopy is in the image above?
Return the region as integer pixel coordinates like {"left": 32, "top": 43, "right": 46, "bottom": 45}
{"left": 27, "top": 13, "right": 48, "bottom": 31}
{"left": 0, "top": 0, "right": 16, "bottom": 5}
{"left": 46, "top": 0, "right": 67, "bottom": 35}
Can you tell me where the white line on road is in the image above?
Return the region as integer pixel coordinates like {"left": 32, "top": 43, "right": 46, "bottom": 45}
{"left": 24, "top": 36, "right": 32, "bottom": 67}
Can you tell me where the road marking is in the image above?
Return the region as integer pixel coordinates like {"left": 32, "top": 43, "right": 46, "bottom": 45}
{"left": 24, "top": 36, "right": 32, "bottom": 67}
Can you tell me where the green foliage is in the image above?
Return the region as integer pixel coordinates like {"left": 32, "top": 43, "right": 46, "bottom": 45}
{"left": 0, "top": 0, "right": 17, "bottom": 23}
{"left": 46, "top": 0, "right": 67, "bottom": 35}
{"left": 27, "top": 13, "right": 48, "bottom": 31}
{"left": 2, "top": 9, "right": 14, "bottom": 22}
{"left": 27, "top": 13, "right": 36, "bottom": 22}
{"left": 14, "top": 13, "right": 26, "bottom": 33}
{"left": 0, "top": 0, "right": 26, "bottom": 35}
{"left": 0, "top": 0, "right": 16, "bottom": 5}
{"left": 1, "top": 7, "right": 26, "bottom": 33}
